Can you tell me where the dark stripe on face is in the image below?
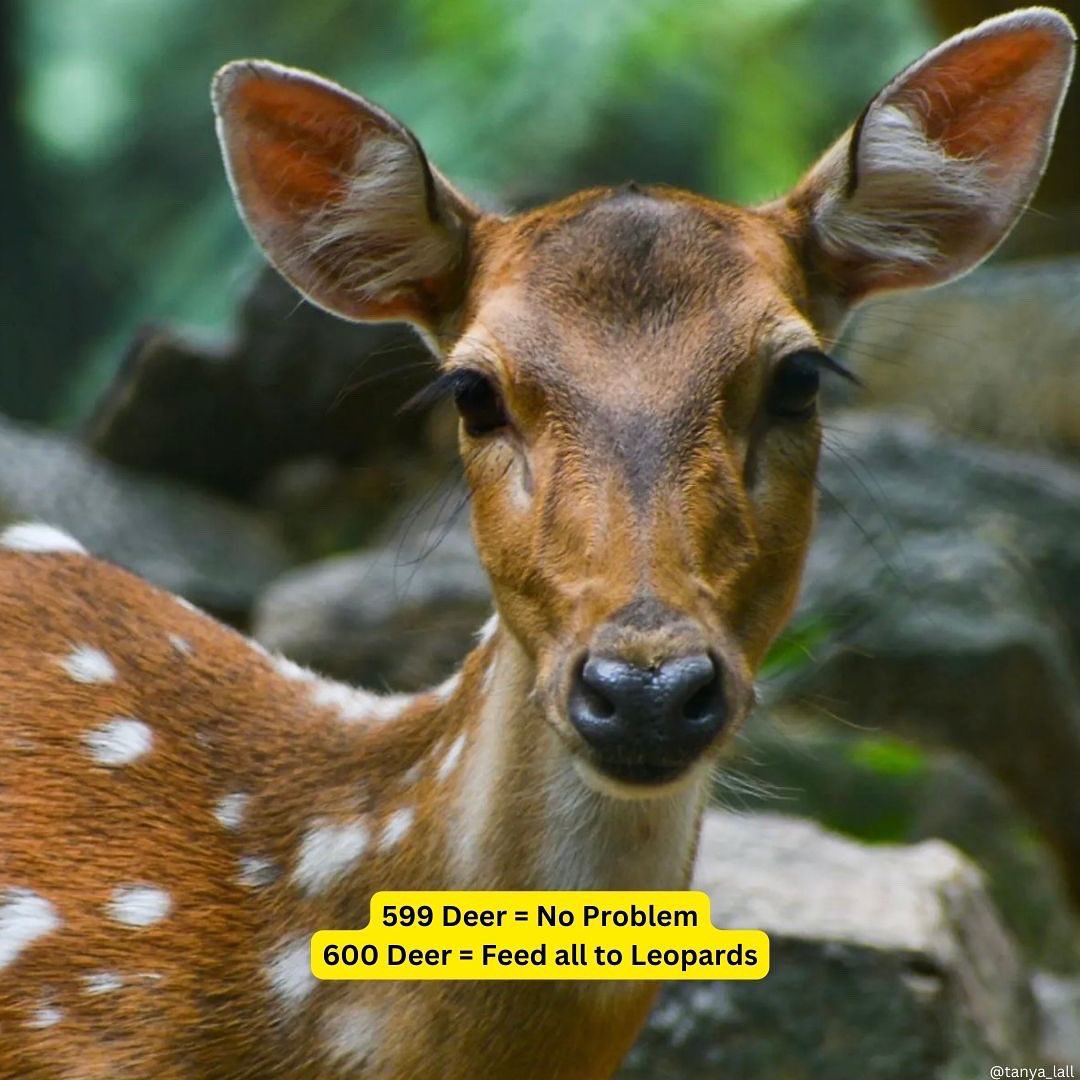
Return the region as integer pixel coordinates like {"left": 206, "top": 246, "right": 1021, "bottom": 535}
{"left": 527, "top": 192, "right": 729, "bottom": 332}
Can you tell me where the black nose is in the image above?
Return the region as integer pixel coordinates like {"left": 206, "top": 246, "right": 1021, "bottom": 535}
{"left": 568, "top": 653, "right": 726, "bottom": 783}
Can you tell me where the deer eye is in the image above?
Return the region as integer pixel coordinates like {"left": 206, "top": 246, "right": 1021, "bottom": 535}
{"left": 453, "top": 370, "right": 509, "bottom": 437}
{"left": 767, "top": 350, "right": 822, "bottom": 420}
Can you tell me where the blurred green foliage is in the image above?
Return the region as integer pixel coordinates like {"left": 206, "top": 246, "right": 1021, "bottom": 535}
{"left": 5, "top": 0, "right": 932, "bottom": 421}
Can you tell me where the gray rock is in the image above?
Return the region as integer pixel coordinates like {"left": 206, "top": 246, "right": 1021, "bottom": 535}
{"left": 252, "top": 489, "right": 489, "bottom": 689}
{"left": 621, "top": 811, "right": 1036, "bottom": 1079}
{"left": 0, "top": 416, "right": 291, "bottom": 617}
{"left": 1032, "top": 971, "right": 1080, "bottom": 1065}
{"left": 836, "top": 257, "right": 1080, "bottom": 454}
{"left": 720, "top": 712, "right": 1080, "bottom": 973}
{"left": 84, "top": 266, "right": 438, "bottom": 498}
{"left": 780, "top": 410, "right": 1080, "bottom": 905}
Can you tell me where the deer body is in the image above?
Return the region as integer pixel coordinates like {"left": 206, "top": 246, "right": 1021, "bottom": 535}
{"left": 0, "top": 542, "right": 690, "bottom": 1078}
{"left": 0, "top": 10, "right": 1073, "bottom": 1079}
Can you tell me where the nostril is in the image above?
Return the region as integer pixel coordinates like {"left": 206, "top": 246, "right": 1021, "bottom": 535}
{"left": 572, "top": 657, "right": 619, "bottom": 725}
{"left": 681, "top": 680, "right": 715, "bottom": 722}
{"left": 580, "top": 681, "right": 616, "bottom": 721}
{"left": 661, "top": 653, "right": 718, "bottom": 721}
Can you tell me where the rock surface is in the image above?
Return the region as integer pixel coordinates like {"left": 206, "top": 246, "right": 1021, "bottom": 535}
{"left": 621, "top": 811, "right": 1037, "bottom": 1079}
{"left": 252, "top": 488, "right": 489, "bottom": 689}
{"left": 836, "top": 257, "right": 1080, "bottom": 454}
{"left": 781, "top": 410, "right": 1080, "bottom": 905}
{"left": 0, "top": 416, "right": 291, "bottom": 617}
{"left": 84, "top": 267, "right": 438, "bottom": 498}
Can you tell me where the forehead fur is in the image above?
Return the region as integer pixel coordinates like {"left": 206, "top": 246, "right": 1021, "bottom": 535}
{"left": 468, "top": 186, "right": 807, "bottom": 404}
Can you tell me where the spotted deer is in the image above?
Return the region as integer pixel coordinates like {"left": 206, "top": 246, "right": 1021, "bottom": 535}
{"left": 0, "top": 9, "right": 1073, "bottom": 1079}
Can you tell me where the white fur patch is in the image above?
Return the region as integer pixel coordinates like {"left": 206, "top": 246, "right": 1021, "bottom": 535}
{"left": 321, "top": 1004, "right": 383, "bottom": 1071}
{"left": 26, "top": 1004, "right": 63, "bottom": 1029}
{"left": 400, "top": 759, "right": 424, "bottom": 788}
{"left": 0, "top": 522, "right": 86, "bottom": 555}
{"left": 168, "top": 633, "right": 193, "bottom": 656}
{"left": 813, "top": 103, "right": 993, "bottom": 270}
{"left": 0, "top": 889, "right": 60, "bottom": 970}
{"left": 432, "top": 672, "right": 461, "bottom": 704}
{"left": 108, "top": 885, "right": 172, "bottom": 927}
{"left": 305, "top": 131, "right": 463, "bottom": 302}
{"left": 309, "top": 680, "right": 411, "bottom": 725}
{"left": 272, "top": 653, "right": 316, "bottom": 682}
{"left": 174, "top": 595, "right": 205, "bottom": 617}
{"left": 214, "top": 792, "right": 250, "bottom": 830}
{"left": 378, "top": 807, "right": 415, "bottom": 852}
{"left": 266, "top": 935, "right": 317, "bottom": 1007}
{"left": 82, "top": 717, "right": 153, "bottom": 767}
{"left": 62, "top": 646, "right": 116, "bottom": 684}
{"left": 83, "top": 972, "right": 123, "bottom": 995}
{"left": 436, "top": 733, "right": 466, "bottom": 782}
{"left": 237, "top": 856, "right": 279, "bottom": 888}
{"left": 294, "top": 820, "right": 369, "bottom": 896}
{"left": 476, "top": 614, "right": 499, "bottom": 646}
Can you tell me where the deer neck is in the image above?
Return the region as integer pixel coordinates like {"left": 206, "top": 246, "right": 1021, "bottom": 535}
{"left": 438, "top": 618, "right": 709, "bottom": 894}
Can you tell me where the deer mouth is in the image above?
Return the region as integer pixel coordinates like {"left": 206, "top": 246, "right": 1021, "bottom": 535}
{"left": 585, "top": 753, "right": 693, "bottom": 787}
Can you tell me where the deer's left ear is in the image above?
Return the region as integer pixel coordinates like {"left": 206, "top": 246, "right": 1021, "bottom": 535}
{"left": 213, "top": 61, "right": 480, "bottom": 338}
{"left": 777, "top": 7, "right": 1075, "bottom": 304}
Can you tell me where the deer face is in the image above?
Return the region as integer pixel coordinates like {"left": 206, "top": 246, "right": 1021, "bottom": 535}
{"left": 448, "top": 189, "right": 822, "bottom": 789}
{"left": 213, "top": 10, "right": 1073, "bottom": 794}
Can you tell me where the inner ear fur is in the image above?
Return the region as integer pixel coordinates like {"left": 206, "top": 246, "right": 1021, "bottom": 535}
{"left": 775, "top": 7, "right": 1075, "bottom": 305}
{"left": 213, "top": 60, "right": 481, "bottom": 335}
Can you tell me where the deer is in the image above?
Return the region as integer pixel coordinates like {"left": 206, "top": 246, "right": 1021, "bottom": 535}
{"left": 0, "top": 8, "right": 1073, "bottom": 1079}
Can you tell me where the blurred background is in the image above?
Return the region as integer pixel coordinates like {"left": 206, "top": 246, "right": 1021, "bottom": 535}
{"left": 2, "top": 0, "right": 1079, "bottom": 1073}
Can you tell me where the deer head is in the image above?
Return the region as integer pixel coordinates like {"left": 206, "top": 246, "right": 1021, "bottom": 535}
{"left": 213, "top": 9, "right": 1074, "bottom": 798}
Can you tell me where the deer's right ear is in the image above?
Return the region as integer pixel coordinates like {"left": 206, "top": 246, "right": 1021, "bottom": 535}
{"left": 776, "top": 8, "right": 1075, "bottom": 307}
{"left": 212, "top": 61, "right": 479, "bottom": 337}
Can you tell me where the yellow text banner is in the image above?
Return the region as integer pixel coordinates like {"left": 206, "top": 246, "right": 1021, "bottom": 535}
{"left": 311, "top": 890, "right": 769, "bottom": 981}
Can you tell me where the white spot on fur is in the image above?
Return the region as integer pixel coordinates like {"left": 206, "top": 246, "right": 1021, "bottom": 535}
{"left": 83, "top": 972, "right": 123, "bottom": 995}
{"left": 168, "top": 633, "right": 193, "bottom": 656}
{"left": 0, "top": 889, "right": 59, "bottom": 970}
{"left": 309, "top": 680, "right": 411, "bottom": 725}
{"left": 1, "top": 522, "right": 86, "bottom": 555}
{"left": 25, "top": 1004, "right": 63, "bottom": 1029}
{"left": 82, "top": 717, "right": 153, "bottom": 767}
{"left": 510, "top": 463, "right": 531, "bottom": 510}
{"left": 476, "top": 614, "right": 499, "bottom": 646}
{"left": 272, "top": 653, "right": 316, "bottom": 682}
{"left": 322, "top": 1004, "right": 383, "bottom": 1071}
{"left": 266, "top": 935, "right": 316, "bottom": 1007}
{"left": 400, "top": 759, "right": 424, "bottom": 788}
{"left": 237, "top": 856, "right": 279, "bottom": 888}
{"left": 432, "top": 672, "right": 460, "bottom": 704}
{"left": 436, "top": 734, "right": 466, "bottom": 782}
{"left": 378, "top": 807, "right": 415, "bottom": 852}
{"left": 214, "top": 792, "right": 250, "bottom": 830}
{"left": 175, "top": 595, "right": 200, "bottom": 612}
{"left": 62, "top": 646, "right": 116, "bottom": 684}
{"left": 108, "top": 885, "right": 171, "bottom": 927}
{"left": 294, "top": 820, "right": 369, "bottom": 896}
